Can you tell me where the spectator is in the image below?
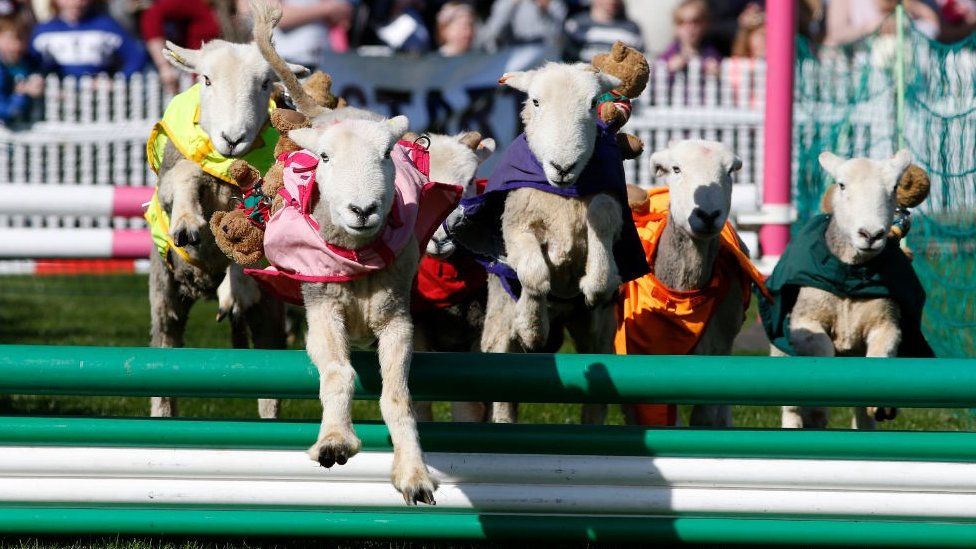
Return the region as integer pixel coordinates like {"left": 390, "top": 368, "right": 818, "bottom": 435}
{"left": 435, "top": 1, "right": 477, "bottom": 56}
{"left": 0, "top": 15, "right": 41, "bottom": 123}
{"left": 273, "top": 0, "right": 354, "bottom": 66}
{"left": 478, "top": 0, "right": 567, "bottom": 52}
{"left": 564, "top": 0, "right": 644, "bottom": 63}
{"left": 0, "top": 0, "right": 34, "bottom": 20}
{"left": 825, "top": 0, "right": 940, "bottom": 45}
{"left": 659, "top": 0, "right": 720, "bottom": 76}
{"left": 30, "top": 0, "right": 148, "bottom": 77}
{"left": 370, "top": 0, "right": 432, "bottom": 53}
{"left": 141, "top": 0, "right": 223, "bottom": 94}
{"left": 937, "top": 0, "right": 976, "bottom": 41}
{"left": 703, "top": 0, "right": 762, "bottom": 56}
{"left": 731, "top": 6, "right": 764, "bottom": 59}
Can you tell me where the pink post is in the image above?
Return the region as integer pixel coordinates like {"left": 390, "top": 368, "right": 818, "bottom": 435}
{"left": 759, "top": 0, "right": 796, "bottom": 260}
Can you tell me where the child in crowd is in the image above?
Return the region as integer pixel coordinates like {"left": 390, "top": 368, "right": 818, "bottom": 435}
{"left": 436, "top": 1, "right": 476, "bottom": 56}
{"left": 659, "top": 0, "right": 721, "bottom": 76}
{"left": 30, "top": 0, "right": 147, "bottom": 77}
{"left": 0, "top": 16, "right": 42, "bottom": 123}
{"left": 564, "top": 0, "right": 643, "bottom": 63}
{"left": 731, "top": 6, "right": 765, "bottom": 59}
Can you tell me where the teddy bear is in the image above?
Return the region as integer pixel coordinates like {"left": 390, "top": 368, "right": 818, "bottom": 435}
{"left": 209, "top": 107, "right": 314, "bottom": 267}
{"left": 591, "top": 40, "right": 650, "bottom": 160}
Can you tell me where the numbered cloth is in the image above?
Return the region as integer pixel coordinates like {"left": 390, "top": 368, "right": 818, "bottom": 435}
{"left": 448, "top": 122, "right": 649, "bottom": 298}
{"left": 246, "top": 141, "right": 462, "bottom": 304}
{"left": 615, "top": 187, "right": 771, "bottom": 426}
{"left": 759, "top": 214, "right": 934, "bottom": 358}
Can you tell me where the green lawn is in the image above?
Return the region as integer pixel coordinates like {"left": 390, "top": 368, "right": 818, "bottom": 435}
{"left": 0, "top": 274, "right": 973, "bottom": 548}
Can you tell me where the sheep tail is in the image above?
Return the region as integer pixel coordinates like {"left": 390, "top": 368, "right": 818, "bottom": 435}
{"left": 249, "top": 0, "right": 325, "bottom": 118}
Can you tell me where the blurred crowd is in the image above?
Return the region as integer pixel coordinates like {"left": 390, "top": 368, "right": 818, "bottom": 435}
{"left": 0, "top": 0, "right": 975, "bottom": 123}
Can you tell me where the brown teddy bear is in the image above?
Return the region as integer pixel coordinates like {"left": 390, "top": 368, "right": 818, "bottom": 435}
{"left": 591, "top": 41, "right": 650, "bottom": 160}
{"left": 210, "top": 107, "right": 314, "bottom": 267}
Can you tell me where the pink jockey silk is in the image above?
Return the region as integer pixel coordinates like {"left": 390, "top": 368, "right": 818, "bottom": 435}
{"left": 245, "top": 140, "right": 462, "bottom": 304}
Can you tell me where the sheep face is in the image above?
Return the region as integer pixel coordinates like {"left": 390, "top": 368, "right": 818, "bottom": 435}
{"left": 424, "top": 132, "right": 496, "bottom": 258}
{"left": 500, "top": 63, "right": 619, "bottom": 186}
{"left": 819, "top": 150, "right": 911, "bottom": 256}
{"left": 651, "top": 140, "right": 742, "bottom": 239}
{"left": 289, "top": 117, "right": 409, "bottom": 244}
{"left": 163, "top": 40, "right": 307, "bottom": 157}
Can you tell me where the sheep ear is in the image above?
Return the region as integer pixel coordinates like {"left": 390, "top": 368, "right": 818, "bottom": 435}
{"left": 288, "top": 63, "right": 311, "bottom": 77}
{"left": 889, "top": 149, "right": 911, "bottom": 176}
{"left": 475, "top": 138, "right": 496, "bottom": 163}
{"left": 387, "top": 115, "right": 410, "bottom": 141}
{"left": 650, "top": 150, "right": 671, "bottom": 178}
{"left": 499, "top": 71, "right": 533, "bottom": 92}
{"left": 288, "top": 128, "right": 319, "bottom": 152}
{"left": 162, "top": 41, "right": 199, "bottom": 73}
{"left": 818, "top": 151, "right": 845, "bottom": 178}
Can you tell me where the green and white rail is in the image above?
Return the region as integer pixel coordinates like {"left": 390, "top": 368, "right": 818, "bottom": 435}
{"left": 1, "top": 345, "right": 975, "bottom": 546}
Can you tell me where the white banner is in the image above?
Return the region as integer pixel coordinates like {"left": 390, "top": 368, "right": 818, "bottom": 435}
{"left": 319, "top": 46, "right": 557, "bottom": 174}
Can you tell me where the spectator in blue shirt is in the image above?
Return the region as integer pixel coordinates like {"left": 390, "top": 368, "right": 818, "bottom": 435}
{"left": 0, "top": 15, "right": 42, "bottom": 123}
{"left": 30, "top": 0, "right": 147, "bottom": 77}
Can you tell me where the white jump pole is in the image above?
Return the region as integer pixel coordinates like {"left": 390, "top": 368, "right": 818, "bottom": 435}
{"left": 0, "top": 185, "right": 153, "bottom": 218}
{"left": 0, "top": 228, "right": 150, "bottom": 258}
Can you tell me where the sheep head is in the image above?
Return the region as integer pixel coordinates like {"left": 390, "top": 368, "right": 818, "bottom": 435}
{"left": 162, "top": 40, "right": 307, "bottom": 157}
{"left": 500, "top": 63, "right": 619, "bottom": 186}
{"left": 289, "top": 117, "right": 409, "bottom": 246}
{"left": 651, "top": 140, "right": 742, "bottom": 239}
{"left": 819, "top": 149, "right": 911, "bottom": 257}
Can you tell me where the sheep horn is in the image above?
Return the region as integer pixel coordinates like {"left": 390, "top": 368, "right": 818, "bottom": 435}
{"left": 249, "top": 0, "right": 325, "bottom": 118}
{"left": 458, "top": 131, "right": 482, "bottom": 151}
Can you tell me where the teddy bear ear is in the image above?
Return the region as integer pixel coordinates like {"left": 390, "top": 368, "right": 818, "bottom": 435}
{"left": 612, "top": 41, "right": 628, "bottom": 62}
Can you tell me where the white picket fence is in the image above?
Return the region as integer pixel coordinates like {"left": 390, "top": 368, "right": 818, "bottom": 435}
{"left": 0, "top": 60, "right": 770, "bottom": 253}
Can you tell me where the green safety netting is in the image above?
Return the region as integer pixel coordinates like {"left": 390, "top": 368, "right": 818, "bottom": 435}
{"left": 793, "top": 18, "right": 976, "bottom": 358}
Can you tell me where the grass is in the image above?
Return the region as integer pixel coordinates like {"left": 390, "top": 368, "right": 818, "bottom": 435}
{"left": 0, "top": 274, "right": 973, "bottom": 547}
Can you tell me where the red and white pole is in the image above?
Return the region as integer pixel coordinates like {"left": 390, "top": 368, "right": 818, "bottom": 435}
{"left": 759, "top": 0, "right": 796, "bottom": 262}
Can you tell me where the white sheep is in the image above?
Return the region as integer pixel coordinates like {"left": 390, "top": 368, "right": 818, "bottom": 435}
{"left": 611, "top": 139, "right": 756, "bottom": 427}
{"left": 147, "top": 19, "right": 307, "bottom": 419}
{"left": 769, "top": 150, "right": 931, "bottom": 429}
{"left": 449, "top": 62, "right": 646, "bottom": 424}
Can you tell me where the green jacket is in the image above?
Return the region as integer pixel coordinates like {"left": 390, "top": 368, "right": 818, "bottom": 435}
{"left": 759, "top": 214, "right": 934, "bottom": 358}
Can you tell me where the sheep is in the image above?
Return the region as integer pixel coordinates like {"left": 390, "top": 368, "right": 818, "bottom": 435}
{"left": 613, "top": 140, "right": 765, "bottom": 427}
{"left": 411, "top": 131, "right": 495, "bottom": 423}
{"left": 147, "top": 22, "right": 308, "bottom": 418}
{"left": 767, "top": 150, "right": 933, "bottom": 429}
{"left": 447, "top": 62, "right": 649, "bottom": 424}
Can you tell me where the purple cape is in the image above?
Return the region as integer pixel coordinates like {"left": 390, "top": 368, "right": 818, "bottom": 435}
{"left": 451, "top": 124, "right": 649, "bottom": 298}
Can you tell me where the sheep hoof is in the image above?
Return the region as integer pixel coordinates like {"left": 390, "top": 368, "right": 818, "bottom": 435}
{"left": 307, "top": 434, "right": 361, "bottom": 468}
{"left": 402, "top": 487, "right": 437, "bottom": 506}
{"left": 875, "top": 407, "right": 898, "bottom": 421}
{"left": 395, "top": 468, "right": 438, "bottom": 506}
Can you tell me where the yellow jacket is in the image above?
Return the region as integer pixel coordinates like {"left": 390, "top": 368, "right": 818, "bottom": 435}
{"left": 144, "top": 84, "right": 278, "bottom": 268}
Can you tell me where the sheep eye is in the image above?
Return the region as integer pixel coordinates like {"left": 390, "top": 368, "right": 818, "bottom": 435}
{"left": 261, "top": 79, "right": 270, "bottom": 91}
{"left": 672, "top": 166, "right": 681, "bottom": 174}
{"left": 203, "top": 75, "right": 212, "bottom": 87}
{"left": 532, "top": 98, "right": 540, "bottom": 107}
{"left": 320, "top": 153, "right": 329, "bottom": 163}
{"left": 590, "top": 98, "right": 598, "bottom": 109}
{"left": 838, "top": 182, "right": 846, "bottom": 191}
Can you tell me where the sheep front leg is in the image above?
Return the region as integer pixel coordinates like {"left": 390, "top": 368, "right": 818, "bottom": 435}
{"left": 376, "top": 314, "right": 437, "bottom": 505}
{"left": 787, "top": 318, "right": 835, "bottom": 429}
{"left": 305, "top": 302, "right": 361, "bottom": 468}
{"left": 163, "top": 159, "right": 207, "bottom": 247}
{"left": 580, "top": 194, "right": 622, "bottom": 307}
{"left": 507, "top": 232, "right": 550, "bottom": 350}
{"left": 857, "top": 319, "right": 902, "bottom": 429}
{"left": 148, "top": 251, "right": 192, "bottom": 417}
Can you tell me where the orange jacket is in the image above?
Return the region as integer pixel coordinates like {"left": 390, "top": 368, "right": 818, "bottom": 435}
{"left": 615, "top": 187, "right": 770, "bottom": 425}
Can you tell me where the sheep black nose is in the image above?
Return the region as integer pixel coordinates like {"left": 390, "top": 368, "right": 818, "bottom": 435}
{"left": 221, "top": 132, "right": 246, "bottom": 149}
{"left": 549, "top": 161, "right": 577, "bottom": 176}
{"left": 859, "top": 228, "right": 886, "bottom": 243}
{"left": 349, "top": 203, "right": 379, "bottom": 220}
{"left": 691, "top": 208, "right": 722, "bottom": 228}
